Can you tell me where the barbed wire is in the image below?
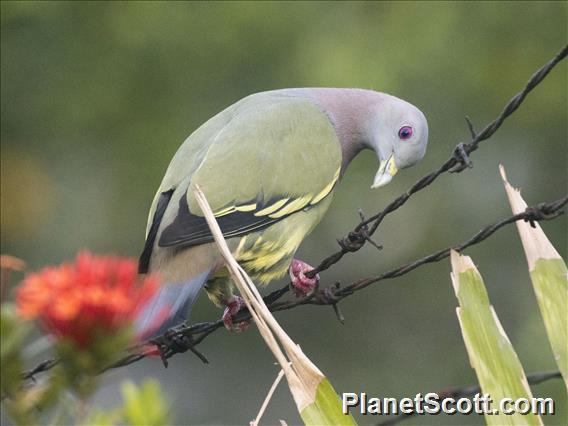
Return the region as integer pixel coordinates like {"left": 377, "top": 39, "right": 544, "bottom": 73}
{"left": 20, "top": 195, "right": 567, "bottom": 379}
{"left": 266, "top": 197, "right": 567, "bottom": 312}
{"left": 19, "top": 45, "right": 567, "bottom": 381}
{"left": 20, "top": 359, "right": 60, "bottom": 382}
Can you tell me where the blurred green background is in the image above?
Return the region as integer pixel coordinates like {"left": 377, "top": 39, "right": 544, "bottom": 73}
{"left": 1, "top": 1, "right": 566, "bottom": 425}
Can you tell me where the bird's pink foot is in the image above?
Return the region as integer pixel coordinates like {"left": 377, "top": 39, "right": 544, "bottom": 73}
{"left": 222, "top": 295, "right": 250, "bottom": 332}
{"left": 289, "top": 258, "right": 320, "bottom": 297}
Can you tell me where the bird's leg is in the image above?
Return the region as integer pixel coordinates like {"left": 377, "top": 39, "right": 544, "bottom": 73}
{"left": 221, "top": 295, "right": 250, "bottom": 332}
{"left": 289, "top": 258, "right": 320, "bottom": 297}
{"left": 205, "top": 277, "right": 250, "bottom": 332}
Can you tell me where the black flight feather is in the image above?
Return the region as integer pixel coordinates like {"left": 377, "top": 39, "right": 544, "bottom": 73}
{"left": 159, "top": 192, "right": 300, "bottom": 249}
{"left": 138, "top": 189, "right": 174, "bottom": 273}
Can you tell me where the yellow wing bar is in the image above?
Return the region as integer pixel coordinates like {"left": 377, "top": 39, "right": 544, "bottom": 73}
{"left": 254, "top": 198, "right": 289, "bottom": 216}
{"left": 212, "top": 166, "right": 340, "bottom": 220}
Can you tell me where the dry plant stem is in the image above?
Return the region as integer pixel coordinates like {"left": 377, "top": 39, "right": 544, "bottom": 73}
{"left": 195, "top": 185, "right": 326, "bottom": 414}
{"left": 18, "top": 45, "right": 567, "bottom": 382}
{"left": 194, "top": 186, "right": 293, "bottom": 374}
{"left": 251, "top": 369, "right": 286, "bottom": 426}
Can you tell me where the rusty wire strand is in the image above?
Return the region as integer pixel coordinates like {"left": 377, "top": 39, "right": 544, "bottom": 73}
{"left": 20, "top": 196, "right": 567, "bottom": 379}
{"left": 250, "top": 197, "right": 567, "bottom": 311}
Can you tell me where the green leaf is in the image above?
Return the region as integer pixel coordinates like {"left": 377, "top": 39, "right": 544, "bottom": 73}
{"left": 300, "top": 379, "right": 356, "bottom": 426}
{"left": 0, "top": 304, "right": 31, "bottom": 395}
{"left": 84, "top": 408, "right": 122, "bottom": 426}
{"left": 451, "top": 250, "right": 543, "bottom": 426}
{"left": 530, "top": 259, "right": 568, "bottom": 388}
{"left": 501, "top": 165, "right": 568, "bottom": 390}
{"left": 121, "top": 379, "right": 170, "bottom": 426}
{"left": 0, "top": 304, "right": 41, "bottom": 425}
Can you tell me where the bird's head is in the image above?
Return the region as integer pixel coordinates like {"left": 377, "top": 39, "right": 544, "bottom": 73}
{"left": 366, "top": 95, "right": 428, "bottom": 188}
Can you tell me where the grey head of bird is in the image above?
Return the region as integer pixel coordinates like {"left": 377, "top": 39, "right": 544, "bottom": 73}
{"left": 365, "top": 93, "right": 429, "bottom": 188}
{"left": 305, "top": 88, "right": 429, "bottom": 189}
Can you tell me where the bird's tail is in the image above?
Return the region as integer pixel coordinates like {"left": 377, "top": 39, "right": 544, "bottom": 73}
{"left": 135, "top": 268, "right": 212, "bottom": 341}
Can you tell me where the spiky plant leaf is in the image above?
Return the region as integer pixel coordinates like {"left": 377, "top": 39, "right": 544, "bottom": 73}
{"left": 451, "top": 250, "right": 542, "bottom": 426}
{"left": 500, "top": 165, "right": 567, "bottom": 390}
{"left": 300, "top": 378, "right": 356, "bottom": 425}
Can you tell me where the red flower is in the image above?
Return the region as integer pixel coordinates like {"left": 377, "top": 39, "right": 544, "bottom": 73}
{"left": 16, "top": 251, "right": 158, "bottom": 348}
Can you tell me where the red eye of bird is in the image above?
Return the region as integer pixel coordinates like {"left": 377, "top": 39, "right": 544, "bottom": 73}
{"left": 398, "top": 126, "right": 413, "bottom": 140}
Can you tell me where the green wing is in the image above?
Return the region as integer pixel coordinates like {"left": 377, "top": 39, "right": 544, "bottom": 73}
{"left": 145, "top": 92, "right": 341, "bottom": 255}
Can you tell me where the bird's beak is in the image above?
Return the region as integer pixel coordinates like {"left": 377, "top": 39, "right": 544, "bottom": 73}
{"left": 371, "top": 153, "right": 398, "bottom": 189}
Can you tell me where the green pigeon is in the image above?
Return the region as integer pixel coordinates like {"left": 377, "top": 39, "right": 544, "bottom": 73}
{"left": 136, "top": 88, "right": 428, "bottom": 338}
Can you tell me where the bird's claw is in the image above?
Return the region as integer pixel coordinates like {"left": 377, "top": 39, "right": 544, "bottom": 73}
{"left": 289, "top": 258, "right": 320, "bottom": 297}
{"left": 222, "top": 295, "right": 250, "bottom": 332}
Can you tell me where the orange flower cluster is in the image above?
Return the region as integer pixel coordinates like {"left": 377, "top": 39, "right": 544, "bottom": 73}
{"left": 17, "top": 252, "right": 158, "bottom": 348}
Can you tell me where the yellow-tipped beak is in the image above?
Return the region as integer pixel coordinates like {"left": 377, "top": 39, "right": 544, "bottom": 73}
{"left": 371, "top": 153, "right": 398, "bottom": 189}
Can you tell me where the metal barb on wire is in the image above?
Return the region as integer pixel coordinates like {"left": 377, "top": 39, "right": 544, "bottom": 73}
{"left": 465, "top": 116, "right": 477, "bottom": 139}
{"left": 335, "top": 210, "right": 383, "bottom": 255}
{"left": 358, "top": 209, "right": 384, "bottom": 250}
{"left": 450, "top": 142, "right": 473, "bottom": 173}
{"left": 316, "top": 282, "right": 346, "bottom": 324}
{"left": 524, "top": 200, "right": 566, "bottom": 227}
{"left": 332, "top": 303, "right": 345, "bottom": 324}
{"left": 161, "top": 328, "right": 210, "bottom": 365}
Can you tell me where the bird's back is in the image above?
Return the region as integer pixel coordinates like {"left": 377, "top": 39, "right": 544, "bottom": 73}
{"left": 142, "top": 91, "right": 343, "bottom": 281}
